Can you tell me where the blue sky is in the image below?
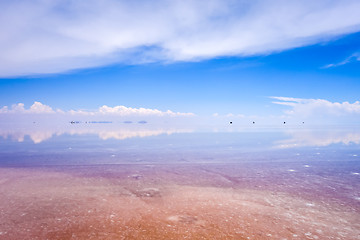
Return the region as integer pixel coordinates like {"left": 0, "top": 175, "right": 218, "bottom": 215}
{"left": 0, "top": 0, "right": 360, "bottom": 124}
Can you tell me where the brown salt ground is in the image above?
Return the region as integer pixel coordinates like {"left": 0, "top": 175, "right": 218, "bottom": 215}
{"left": 0, "top": 165, "right": 359, "bottom": 240}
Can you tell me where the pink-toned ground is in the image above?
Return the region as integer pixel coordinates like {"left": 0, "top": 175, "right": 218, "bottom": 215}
{"left": 0, "top": 165, "right": 359, "bottom": 240}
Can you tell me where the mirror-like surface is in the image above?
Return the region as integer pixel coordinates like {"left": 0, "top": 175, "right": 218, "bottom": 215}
{"left": 0, "top": 123, "right": 359, "bottom": 239}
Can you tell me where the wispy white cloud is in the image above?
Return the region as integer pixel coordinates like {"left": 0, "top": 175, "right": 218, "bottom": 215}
{"left": 271, "top": 96, "right": 360, "bottom": 117}
{"left": 0, "top": 102, "right": 194, "bottom": 117}
{"left": 323, "top": 52, "right": 360, "bottom": 68}
{"left": 1, "top": 0, "right": 360, "bottom": 76}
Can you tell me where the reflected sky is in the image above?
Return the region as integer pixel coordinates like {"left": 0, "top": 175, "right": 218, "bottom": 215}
{"left": 0, "top": 122, "right": 359, "bottom": 166}
{"left": 0, "top": 122, "right": 359, "bottom": 147}
{"left": 276, "top": 127, "right": 360, "bottom": 148}
{"left": 0, "top": 123, "right": 359, "bottom": 239}
{"left": 0, "top": 122, "right": 194, "bottom": 144}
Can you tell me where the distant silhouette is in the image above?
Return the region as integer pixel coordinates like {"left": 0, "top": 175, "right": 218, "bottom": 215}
{"left": 302, "top": 122, "right": 305, "bottom": 124}
{"left": 230, "top": 121, "right": 232, "bottom": 124}
{"left": 253, "top": 121, "right": 255, "bottom": 124}
{"left": 283, "top": 121, "right": 286, "bottom": 124}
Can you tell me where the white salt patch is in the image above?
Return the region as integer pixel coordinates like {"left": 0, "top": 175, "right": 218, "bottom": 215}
{"left": 351, "top": 172, "right": 359, "bottom": 175}
{"left": 68, "top": 147, "right": 72, "bottom": 150}
{"left": 295, "top": 153, "right": 300, "bottom": 156}
{"left": 304, "top": 165, "right": 310, "bottom": 168}
{"left": 316, "top": 152, "right": 320, "bottom": 155}
{"left": 306, "top": 203, "right": 315, "bottom": 207}
{"left": 288, "top": 169, "right": 296, "bottom": 172}
{"left": 167, "top": 216, "right": 179, "bottom": 222}
{"left": 111, "top": 154, "right": 116, "bottom": 157}
{"left": 354, "top": 197, "right": 360, "bottom": 201}
{"left": 305, "top": 232, "right": 312, "bottom": 236}
{"left": 352, "top": 154, "right": 357, "bottom": 157}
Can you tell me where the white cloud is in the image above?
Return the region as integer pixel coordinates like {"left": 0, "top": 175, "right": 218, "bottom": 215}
{"left": 0, "top": 102, "right": 194, "bottom": 117}
{"left": 1, "top": 0, "right": 360, "bottom": 76}
{"left": 323, "top": 52, "right": 360, "bottom": 68}
{"left": 212, "top": 113, "right": 245, "bottom": 118}
{"left": 271, "top": 96, "right": 360, "bottom": 117}
{"left": 12, "top": 103, "right": 26, "bottom": 113}
{"left": 0, "top": 102, "right": 55, "bottom": 114}
{"left": 0, "top": 106, "right": 8, "bottom": 113}
{"left": 70, "top": 105, "right": 194, "bottom": 117}
{"left": 29, "top": 101, "right": 55, "bottom": 113}
{"left": 97, "top": 105, "right": 192, "bottom": 117}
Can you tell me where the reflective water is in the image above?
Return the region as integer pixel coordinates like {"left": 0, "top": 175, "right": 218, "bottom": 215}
{"left": 0, "top": 122, "right": 359, "bottom": 239}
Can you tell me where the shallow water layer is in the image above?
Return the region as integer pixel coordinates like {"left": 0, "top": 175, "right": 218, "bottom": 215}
{"left": 0, "top": 124, "right": 359, "bottom": 239}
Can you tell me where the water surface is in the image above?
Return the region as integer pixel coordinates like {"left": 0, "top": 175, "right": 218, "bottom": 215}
{"left": 0, "top": 123, "right": 359, "bottom": 239}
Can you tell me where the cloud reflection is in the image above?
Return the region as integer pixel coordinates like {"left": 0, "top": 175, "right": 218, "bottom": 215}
{"left": 1, "top": 122, "right": 359, "bottom": 149}
{"left": 0, "top": 123, "right": 193, "bottom": 144}
{"left": 276, "top": 128, "right": 360, "bottom": 148}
